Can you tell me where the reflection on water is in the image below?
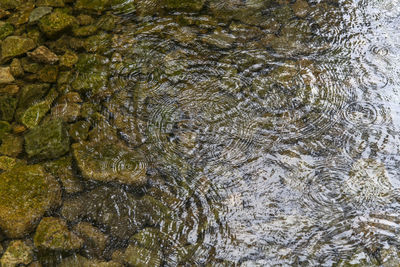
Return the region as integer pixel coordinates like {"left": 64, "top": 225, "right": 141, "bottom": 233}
{"left": 95, "top": 0, "right": 400, "bottom": 265}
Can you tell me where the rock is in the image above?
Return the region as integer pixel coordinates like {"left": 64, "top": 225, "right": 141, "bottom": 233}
{"left": 0, "top": 67, "right": 14, "bottom": 84}
{"left": 72, "top": 140, "right": 147, "bottom": 186}
{"left": 0, "top": 240, "right": 33, "bottom": 267}
{"left": 43, "top": 156, "right": 83, "bottom": 194}
{"left": 0, "top": 21, "right": 13, "bottom": 40}
{"left": 0, "top": 155, "right": 17, "bottom": 170}
{"left": 58, "top": 255, "right": 122, "bottom": 267}
{"left": 76, "top": 14, "right": 94, "bottom": 25}
{"left": 130, "top": 227, "right": 167, "bottom": 251}
{"left": 1, "top": 36, "right": 35, "bottom": 62}
{"left": 73, "top": 222, "right": 108, "bottom": 258}
{"left": 10, "top": 58, "right": 24, "bottom": 77}
{"left": 0, "top": 95, "right": 17, "bottom": 121}
{"left": 83, "top": 33, "right": 111, "bottom": 53}
{"left": 29, "top": 7, "right": 52, "bottom": 23}
{"left": 20, "top": 87, "right": 58, "bottom": 129}
{"left": 34, "top": 217, "right": 83, "bottom": 251}
{"left": 24, "top": 119, "right": 70, "bottom": 160}
{"left": 0, "top": 84, "right": 19, "bottom": 94}
{"left": 36, "top": 0, "right": 65, "bottom": 7}
{"left": 20, "top": 57, "right": 42, "bottom": 73}
{"left": 16, "top": 83, "right": 50, "bottom": 122}
{"left": 343, "top": 158, "right": 392, "bottom": 204}
{"left": 51, "top": 103, "right": 81, "bottom": 122}
{"left": 121, "top": 245, "right": 162, "bottom": 267}
{"left": 164, "top": 0, "right": 205, "bottom": 12}
{"left": 69, "top": 120, "right": 90, "bottom": 142}
{"left": 38, "top": 65, "right": 58, "bottom": 83}
{"left": 59, "top": 50, "right": 78, "bottom": 68}
{"left": 0, "top": 133, "right": 23, "bottom": 157}
{"left": 61, "top": 187, "right": 171, "bottom": 239}
{"left": 38, "top": 10, "right": 76, "bottom": 38}
{"left": 27, "top": 46, "right": 58, "bottom": 64}
{"left": 73, "top": 25, "right": 98, "bottom": 37}
{"left": 0, "top": 164, "right": 61, "bottom": 238}
{"left": 0, "top": 0, "right": 24, "bottom": 10}
{"left": 12, "top": 124, "right": 26, "bottom": 134}
{"left": 202, "top": 28, "right": 236, "bottom": 49}
{"left": 292, "top": 0, "right": 310, "bottom": 18}
{"left": 0, "top": 120, "right": 10, "bottom": 139}
{"left": 75, "top": 0, "right": 110, "bottom": 12}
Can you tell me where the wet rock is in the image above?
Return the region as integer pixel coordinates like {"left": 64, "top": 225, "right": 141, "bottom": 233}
{"left": 292, "top": 0, "right": 310, "bottom": 18}
{"left": 69, "top": 120, "right": 90, "bottom": 142}
{"left": 0, "top": 240, "right": 33, "bottom": 267}
{"left": 21, "top": 57, "right": 42, "bottom": 73}
{"left": 73, "top": 25, "right": 98, "bottom": 37}
{"left": 0, "top": 21, "right": 13, "bottom": 40}
{"left": 209, "top": 0, "right": 268, "bottom": 24}
{"left": 24, "top": 118, "right": 70, "bottom": 160}
{"left": 18, "top": 83, "right": 50, "bottom": 111}
{"left": 75, "top": 0, "right": 110, "bottom": 12}
{"left": 59, "top": 50, "right": 78, "bottom": 68}
{"left": 202, "top": 28, "right": 236, "bottom": 49}
{"left": 0, "top": 133, "right": 23, "bottom": 157}
{"left": 83, "top": 32, "right": 112, "bottom": 53}
{"left": 20, "top": 87, "right": 58, "bottom": 128}
{"left": 27, "top": 46, "right": 59, "bottom": 64}
{"left": 51, "top": 103, "right": 81, "bottom": 122}
{"left": 130, "top": 227, "right": 168, "bottom": 252}
{"left": 43, "top": 156, "right": 83, "bottom": 194}
{"left": 77, "top": 14, "right": 94, "bottom": 25}
{"left": 164, "top": 0, "right": 205, "bottom": 12}
{"left": 121, "top": 245, "right": 162, "bottom": 267}
{"left": 0, "top": 84, "right": 19, "bottom": 95}
{"left": 0, "top": 95, "right": 17, "bottom": 121}
{"left": 38, "top": 10, "right": 76, "bottom": 38}
{"left": 12, "top": 123, "right": 26, "bottom": 134}
{"left": 0, "top": 0, "right": 23, "bottom": 10}
{"left": 38, "top": 65, "right": 59, "bottom": 83}
{"left": 29, "top": 7, "right": 52, "bottom": 23}
{"left": 0, "top": 164, "right": 61, "bottom": 238}
{"left": 97, "top": 15, "right": 117, "bottom": 31}
{"left": 0, "top": 67, "right": 14, "bottom": 84}
{"left": 10, "top": 58, "right": 24, "bottom": 77}
{"left": 0, "top": 155, "right": 17, "bottom": 170}
{"left": 61, "top": 187, "right": 170, "bottom": 239}
{"left": 343, "top": 158, "right": 392, "bottom": 204}
{"left": 1, "top": 36, "right": 35, "bottom": 62}
{"left": 72, "top": 140, "right": 147, "bottom": 186}
{"left": 0, "top": 120, "right": 10, "bottom": 139}
{"left": 34, "top": 217, "right": 83, "bottom": 251}
{"left": 58, "top": 255, "right": 122, "bottom": 267}
{"left": 72, "top": 222, "right": 108, "bottom": 258}
{"left": 36, "top": 0, "right": 65, "bottom": 7}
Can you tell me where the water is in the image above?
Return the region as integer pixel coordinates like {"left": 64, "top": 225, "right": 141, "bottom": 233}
{"left": 7, "top": 0, "right": 400, "bottom": 265}
{"left": 97, "top": 0, "right": 400, "bottom": 265}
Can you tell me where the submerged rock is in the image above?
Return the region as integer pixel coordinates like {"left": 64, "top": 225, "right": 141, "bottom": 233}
{"left": 38, "top": 10, "right": 76, "bottom": 38}
{"left": 29, "top": 7, "right": 53, "bottom": 23}
{"left": 24, "top": 119, "right": 70, "bottom": 160}
{"left": 72, "top": 140, "right": 147, "bottom": 186}
{"left": 0, "top": 133, "right": 23, "bottom": 157}
{"left": 0, "top": 164, "right": 61, "bottom": 238}
{"left": 72, "top": 222, "right": 108, "bottom": 258}
{"left": 0, "top": 240, "right": 34, "bottom": 267}
{"left": 27, "top": 46, "right": 59, "bottom": 64}
{"left": 58, "top": 255, "right": 122, "bottom": 267}
{"left": 121, "top": 245, "right": 162, "bottom": 267}
{"left": 34, "top": 217, "right": 83, "bottom": 251}
{"left": 164, "top": 0, "right": 205, "bottom": 12}
{"left": 1, "top": 36, "right": 35, "bottom": 62}
{"left": 0, "top": 95, "right": 17, "bottom": 121}
{"left": 75, "top": 0, "right": 110, "bottom": 12}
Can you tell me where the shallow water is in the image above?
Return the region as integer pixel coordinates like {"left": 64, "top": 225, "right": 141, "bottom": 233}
{"left": 5, "top": 0, "right": 400, "bottom": 265}
{"left": 98, "top": 0, "right": 400, "bottom": 265}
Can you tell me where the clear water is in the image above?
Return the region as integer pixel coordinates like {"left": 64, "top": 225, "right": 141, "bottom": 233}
{"left": 52, "top": 0, "right": 400, "bottom": 265}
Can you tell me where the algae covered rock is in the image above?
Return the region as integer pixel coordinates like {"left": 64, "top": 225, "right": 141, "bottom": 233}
{"left": 24, "top": 119, "right": 70, "bottom": 160}
{"left": 1, "top": 36, "right": 35, "bottom": 62}
{"left": 75, "top": 0, "right": 110, "bottom": 12}
{"left": 73, "top": 222, "right": 108, "bottom": 258}
{"left": 0, "top": 21, "right": 13, "bottom": 40}
{"left": 0, "top": 240, "right": 34, "bottom": 267}
{"left": 38, "top": 10, "right": 76, "bottom": 38}
{"left": 34, "top": 217, "right": 83, "bottom": 251}
{"left": 0, "top": 155, "right": 17, "bottom": 170}
{"left": 0, "top": 0, "right": 24, "bottom": 10}
{"left": 0, "top": 164, "right": 61, "bottom": 238}
{"left": 0, "top": 95, "right": 17, "bottom": 121}
{"left": 36, "top": 0, "right": 65, "bottom": 7}
{"left": 72, "top": 140, "right": 147, "bottom": 186}
{"left": 27, "top": 46, "right": 59, "bottom": 64}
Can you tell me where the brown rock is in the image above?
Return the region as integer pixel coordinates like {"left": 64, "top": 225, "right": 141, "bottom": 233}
{"left": 0, "top": 67, "right": 14, "bottom": 84}
{"left": 27, "top": 46, "right": 59, "bottom": 64}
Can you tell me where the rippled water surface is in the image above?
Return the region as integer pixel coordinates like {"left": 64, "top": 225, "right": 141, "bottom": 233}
{"left": 36, "top": 0, "right": 400, "bottom": 265}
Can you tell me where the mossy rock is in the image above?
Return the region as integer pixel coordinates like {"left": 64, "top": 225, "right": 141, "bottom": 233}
{"left": 0, "top": 240, "right": 33, "bottom": 267}
{"left": 59, "top": 50, "right": 78, "bottom": 68}
{"left": 122, "top": 245, "right": 162, "bottom": 267}
{"left": 0, "top": 155, "right": 16, "bottom": 170}
{"left": 36, "top": 0, "right": 65, "bottom": 7}
{"left": 164, "top": 0, "right": 205, "bottom": 12}
{"left": 43, "top": 155, "right": 83, "bottom": 194}
{"left": 72, "top": 25, "right": 98, "bottom": 37}
{"left": 0, "top": 0, "right": 24, "bottom": 9}
{"left": 34, "top": 217, "right": 83, "bottom": 251}
{"left": 69, "top": 120, "right": 90, "bottom": 142}
{"left": 38, "top": 10, "right": 76, "bottom": 38}
{"left": 83, "top": 33, "right": 111, "bottom": 53}
{"left": 0, "top": 133, "right": 23, "bottom": 157}
{"left": 0, "top": 120, "right": 10, "bottom": 140}
{"left": 1, "top": 36, "right": 35, "bottom": 62}
{"left": 0, "top": 95, "right": 16, "bottom": 121}
{"left": 72, "top": 222, "right": 108, "bottom": 258}
{"left": 29, "top": 7, "right": 53, "bottom": 23}
{"left": 24, "top": 119, "right": 70, "bottom": 160}
{"left": 75, "top": 0, "right": 110, "bottom": 12}
{"left": 0, "top": 22, "right": 14, "bottom": 40}
{"left": 38, "top": 65, "right": 59, "bottom": 83}
{"left": 0, "top": 164, "right": 61, "bottom": 238}
{"left": 72, "top": 140, "right": 147, "bottom": 186}
{"left": 58, "top": 255, "right": 122, "bottom": 267}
